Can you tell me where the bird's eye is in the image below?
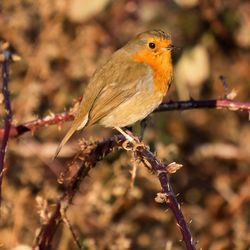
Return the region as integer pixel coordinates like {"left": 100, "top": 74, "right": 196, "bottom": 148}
{"left": 148, "top": 42, "right": 156, "bottom": 49}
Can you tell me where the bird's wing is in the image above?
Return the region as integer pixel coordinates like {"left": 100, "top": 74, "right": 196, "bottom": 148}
{"left": 54, "top": 50, "right": 149, "bottom": 158}
{"left": 87, "top": 81, "right": 137, "bottom": 126}
{"left": 87, "top": 61, "right": 151, "bottom": 126}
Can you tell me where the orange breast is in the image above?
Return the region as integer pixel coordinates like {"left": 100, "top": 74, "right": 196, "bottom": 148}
{"left": 132, "top": 50, "right": 173, "bottom": 94}
{"left": 152, "top": 61, "right": 173, "bottom": 93}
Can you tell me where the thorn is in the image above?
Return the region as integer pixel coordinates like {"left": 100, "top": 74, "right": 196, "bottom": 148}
{"left": 155, "top": 192, "right": 166, "bottom": 203}
{"left": 166, "top": 162, "right": 183, "bottom": 174}
{"left": 226, "top": 89, "right": 237, "bottom": 100}
{"left": 58, "top": 123, "right": 62, "bottom": 131}
{"left": 219, "top": 75, "right": 229, "bottom": 98}
{"left": 48, "top": 110, "right": 55, "bottom": 117}
{"left": 11, "top": 54, "right": 21, "bottom": 62}
{"left": 176, "top": 223, "right": 181, "bottom": 228}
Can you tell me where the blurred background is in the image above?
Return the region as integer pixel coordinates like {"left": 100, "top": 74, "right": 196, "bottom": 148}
{"left": 0, "top": 0, "right": 250, "bottom": 249}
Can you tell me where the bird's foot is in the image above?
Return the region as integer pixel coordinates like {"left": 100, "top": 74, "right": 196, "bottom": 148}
{"left": 115, "top": 127, "right": 149, "bottom": 151}
{"left": 115, "top": 127, "right": 136, "bottom": 142}
{"left": 139, "top": 115, "right": 153, "bottom": 140}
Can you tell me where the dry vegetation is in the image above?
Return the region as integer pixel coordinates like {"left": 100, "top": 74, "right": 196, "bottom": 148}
{"left": 0, "top": 0, "right": 250, "bottom": 250}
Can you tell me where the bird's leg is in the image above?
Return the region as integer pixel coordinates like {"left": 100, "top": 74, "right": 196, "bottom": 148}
{"left": 140, "top": 115, "right": 152, "bottom": 140}
{"left": 124, "top": 126, "right": 133, "bottom": 132}
{"left": 115, "top": 127, "right": 135, "bottom": 142}
{"left": 115, "top": 127, "right": 149, "bottom": 152}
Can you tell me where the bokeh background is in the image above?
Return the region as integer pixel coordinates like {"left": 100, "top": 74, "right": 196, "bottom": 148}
{"left": 0, "top": 0, "right": 250, "bottom": 249}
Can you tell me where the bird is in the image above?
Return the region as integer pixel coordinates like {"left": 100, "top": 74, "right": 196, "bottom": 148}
{"left": 54, "top": 29, "right": 174, "bottom": 158}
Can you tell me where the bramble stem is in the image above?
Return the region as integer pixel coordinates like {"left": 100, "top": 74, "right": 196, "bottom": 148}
{"left": 0, "top": 50, "right": 12, "bottom": 209}
{"left": 0, "top": 98, "right": 249, "bottom": 140}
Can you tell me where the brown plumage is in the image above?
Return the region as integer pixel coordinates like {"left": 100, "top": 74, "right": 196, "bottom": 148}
{"left": 54, "top": 30, "right": 174, "bottom": 158}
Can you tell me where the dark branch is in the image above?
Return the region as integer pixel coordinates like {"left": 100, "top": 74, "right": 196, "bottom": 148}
{"left": 0, "top": 48, "right": 12, "bottom": 209}
{"left": 155, "top": 99, "right": 250, "bottom": 112}
{"left": 131, "top": 143, "right": 195, "bottom": 250}
{"left": 0, "top": 98, "right": 249, "bottom": 140}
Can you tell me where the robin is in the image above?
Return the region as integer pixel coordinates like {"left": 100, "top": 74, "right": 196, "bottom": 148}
{"left": 55, "top": 29, "right": 174, "bottom": 157}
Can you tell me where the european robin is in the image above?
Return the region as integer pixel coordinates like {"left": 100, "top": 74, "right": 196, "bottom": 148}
{"left": 55, "top": 29, "right": 174, "bottom": 157}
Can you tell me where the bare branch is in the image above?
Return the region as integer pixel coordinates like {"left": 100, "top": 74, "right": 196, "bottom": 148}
{"left": 34, "top": 135, "right": 195, "bottom": 250}
{"left": 0, "top": 45, "right": 12, "bottom": 209}
{"left": 124, "top": 140, "right": 195, "bottom": 250}
{"left": 0, "top": 111, "right": 75, "bottom": 138}
{"left": 0, "top": 98, "right": 249, "bottom": 140}
{"left": 60, "top": 202, "right": 83, "bottom": 250}
{"left": 155, "top": 99, "right": 250, "bottom": 112}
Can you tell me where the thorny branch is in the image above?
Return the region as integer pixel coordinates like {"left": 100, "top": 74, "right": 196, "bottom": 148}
{"left": 0, "top": 98, "right": 249, "bottom": 140}
{"left": 34, "top": 136, "right": 122, "bottom": 249}
{"left": 127, "top": 141, "right": 195, "bottom": 250}
{"left": 34, "top": 135, "right": 195, "bottom": 250}
{"left": 0, "top": 47, "right": 12, "bottom": 209}
{"left": 155, "top": 99, "right": 250, "bottom": 113}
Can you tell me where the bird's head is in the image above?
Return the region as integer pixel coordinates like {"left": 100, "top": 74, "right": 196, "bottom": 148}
{"left": 125, "top": 30, "right": 174, "bottom": 67}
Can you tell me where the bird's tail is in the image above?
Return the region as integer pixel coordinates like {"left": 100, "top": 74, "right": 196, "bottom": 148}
{"left": 53, "top": 113, "right": 88, "bottom": 159}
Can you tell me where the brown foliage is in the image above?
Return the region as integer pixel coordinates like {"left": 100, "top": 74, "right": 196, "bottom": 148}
{"left": 0, "top": 1, "right": 250, "bottom": 250}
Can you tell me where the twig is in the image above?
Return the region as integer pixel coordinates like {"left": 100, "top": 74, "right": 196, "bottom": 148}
{"left": 219, "top": 75, "right": 229, "bottom": 98}
{"left": 60, "top": 201, "right": 83, "bottom": 250}
{"left": 129, "top": 155, "right": 137, "bottom": 190}
{"left": 34, "top": 135, "right": 195, "bottom": 250}
{"left": 0, "top": 111, "right": 74, "bottom": 138}
{"left": 127, "top": 142, "right": 195, "bottom": 250}
{"left": 0, "top": 98, "right": 249, "bottom": 140}
{"left": 155, "top": 99, "right": 250, "bottom": 112}
{"left": 0, "top": 48, "right": 12, "bottom": 209}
